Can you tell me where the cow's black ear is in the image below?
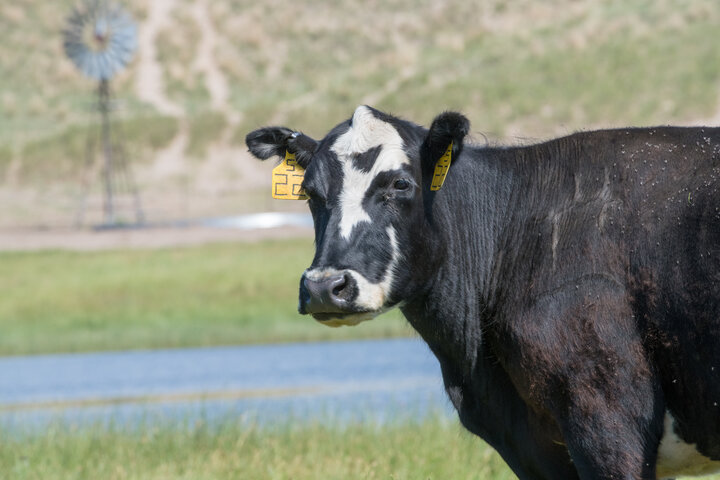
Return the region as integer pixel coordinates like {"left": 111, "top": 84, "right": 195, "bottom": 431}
{"left": 420, "top": 112, "right": 470, "bottom": 183}
{"left": 246, "top": 127, "right": 317, "bottom": 167}
{"left": 246, "top": 127, "right": 294, "bottom": 160}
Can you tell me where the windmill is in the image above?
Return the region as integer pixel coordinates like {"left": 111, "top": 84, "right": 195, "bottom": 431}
{"left": 63, "top": 0, "right": 144, "bottom": 227}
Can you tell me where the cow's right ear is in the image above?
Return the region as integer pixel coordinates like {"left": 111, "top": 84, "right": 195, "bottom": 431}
{"left": 420, "top": 112, "right": 470, "bottom": 191}
{"left": 245, "top": 127, "right": 317, "bottom": 168}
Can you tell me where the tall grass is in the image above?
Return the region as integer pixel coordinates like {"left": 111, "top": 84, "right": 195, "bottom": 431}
{"left": 4, "top": 414, "right": 716, "bottom": 480}
{"left": 0, "top": 415, "right": 515, "bottom": 480}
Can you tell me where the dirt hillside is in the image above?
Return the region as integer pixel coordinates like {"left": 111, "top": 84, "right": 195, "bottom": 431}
{"left": 2, "top": 0, "right": 720, "bottom": 240}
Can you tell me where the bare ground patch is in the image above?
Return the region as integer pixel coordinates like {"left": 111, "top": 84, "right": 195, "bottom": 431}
{"left": 0, "top": 224, "right": 312, "bottom": 251}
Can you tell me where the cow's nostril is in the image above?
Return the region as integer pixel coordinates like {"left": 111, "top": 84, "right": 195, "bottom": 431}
{"left": 331, "top": 274, "right": 348, "bottom": 299}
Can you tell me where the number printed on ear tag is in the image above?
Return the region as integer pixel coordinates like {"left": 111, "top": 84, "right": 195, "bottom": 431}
{"left": 272, "top": 151, "right": 308, "bottom": 200}
{"left": 430, "top": 142, "right": 453, "bottom": 191}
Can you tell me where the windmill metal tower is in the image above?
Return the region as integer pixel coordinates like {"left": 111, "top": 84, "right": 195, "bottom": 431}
{"left": 63, "top": 0, "right": 144, "bottom": 227}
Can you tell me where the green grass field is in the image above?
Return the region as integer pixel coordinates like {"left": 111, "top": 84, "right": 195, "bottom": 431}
{"left": 0, "top": 239, "right": 412, "bottom": 356}
{"left": 1, "top": 416, "right": 515, "bottom": 480}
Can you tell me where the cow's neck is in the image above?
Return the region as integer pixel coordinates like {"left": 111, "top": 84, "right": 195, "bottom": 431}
{"left": 404, "top": 147, "right": 514, "bottom": 366}
{"left": 400, "top": 147, "right": 543, "bottom": 459}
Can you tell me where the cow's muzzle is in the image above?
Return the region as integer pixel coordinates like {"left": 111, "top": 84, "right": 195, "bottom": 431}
{"left": 299, "top": 271, "right": 358, "bottom": 319}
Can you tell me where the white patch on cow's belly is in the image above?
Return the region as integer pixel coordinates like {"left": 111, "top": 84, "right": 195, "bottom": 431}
{"left": 332, "top": 106, "right": 409, "bottom": 240}
{"left": 656, "top": 412, "right": 720, "bottom": 479}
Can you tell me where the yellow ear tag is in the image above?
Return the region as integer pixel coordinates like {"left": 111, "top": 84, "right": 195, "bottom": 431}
{"left": 430, "top": 142, "right": 453, "bottom": 191}
{"left": 272, "top": 151, "right": 308, "bottom": 200}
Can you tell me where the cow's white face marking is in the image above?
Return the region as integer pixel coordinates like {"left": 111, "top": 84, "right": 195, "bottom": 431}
{"left": 303, "top": 226, "right": 401, "bottom": 326}
{"left": 656, "top": 411, "right": 720, "bottom": 479}
{"left": 331, "top": 106, "right": 409, "bottom": 240}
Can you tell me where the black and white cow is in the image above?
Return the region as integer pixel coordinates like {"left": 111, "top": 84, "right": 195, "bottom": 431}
{"left": 246, "top": 105, "right": 720, "bottom": 479}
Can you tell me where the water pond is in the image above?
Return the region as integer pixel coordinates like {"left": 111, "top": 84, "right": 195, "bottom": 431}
{"left": 0, "top": 338, "right": 452, "bottom": 432}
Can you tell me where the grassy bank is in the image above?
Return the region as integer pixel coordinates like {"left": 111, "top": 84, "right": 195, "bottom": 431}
{"left": 0, "top": 416, "right": 515, "bottom": 480}
{"left": 0, "top": 239, "right": 412, "bottom": 356}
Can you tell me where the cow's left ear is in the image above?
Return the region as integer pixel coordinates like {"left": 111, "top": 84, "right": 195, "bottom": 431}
{"left": 420, "top": 112, "right": 470, "bottom": 190}
{"left": 245, "top": 127, "right": 317, "bottom": 168}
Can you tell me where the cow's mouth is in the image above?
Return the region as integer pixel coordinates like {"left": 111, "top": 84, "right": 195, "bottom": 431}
{"left": 311, "top": 311, "right": 377, "bottom": 327}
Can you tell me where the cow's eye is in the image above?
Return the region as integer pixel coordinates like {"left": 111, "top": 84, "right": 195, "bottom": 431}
{"left": 393, "top": 179, "right": 411, "bottom": 191}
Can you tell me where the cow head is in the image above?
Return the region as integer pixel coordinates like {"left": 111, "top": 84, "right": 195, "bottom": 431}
{"left": 246, "top": 106, "right": 469, "bottom": 327}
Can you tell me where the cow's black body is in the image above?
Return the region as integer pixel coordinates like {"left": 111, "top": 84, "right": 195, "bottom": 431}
{"left": 405, "top": 126, "right": 720, "bottom": 479}
{"left": 247, "top": 108, "right": 720, "bottom": 479}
